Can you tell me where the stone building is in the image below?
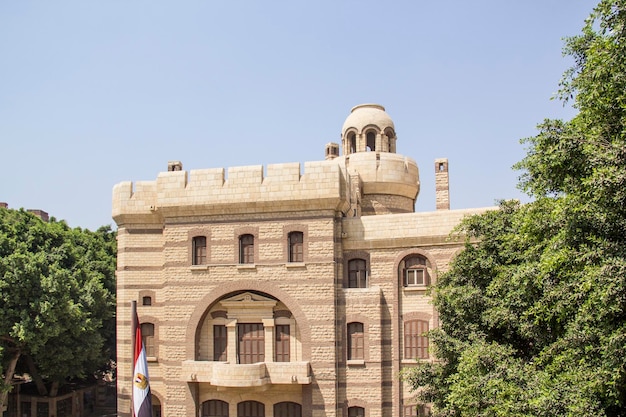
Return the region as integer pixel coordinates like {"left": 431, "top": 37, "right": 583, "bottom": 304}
{"left": 112, "top": 104, "right": 491, "bottom": 417}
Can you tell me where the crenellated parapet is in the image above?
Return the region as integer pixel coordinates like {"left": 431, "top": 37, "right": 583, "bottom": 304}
{"left": 112, "top": 161, "right": 350, "bottom": 224}
{"left": 113, "top": 103, "right": 424, "bottom": 226}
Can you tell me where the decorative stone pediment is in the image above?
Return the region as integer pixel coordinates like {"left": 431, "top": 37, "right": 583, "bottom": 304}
{"left": 218, "top": 292, "right": 278, "bottom": 321}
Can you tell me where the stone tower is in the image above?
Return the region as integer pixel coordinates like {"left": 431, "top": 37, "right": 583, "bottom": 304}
{"left": 336, "top": 104, "right": 420, "bottom": 217}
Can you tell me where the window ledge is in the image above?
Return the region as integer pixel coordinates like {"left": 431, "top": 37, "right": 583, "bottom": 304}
{"left": 285, "top": 262, "right": 306, "bottom": 269}
{"left": 147, "top": 356, "right": 158, "bottom": 363}
{"left": 237, "top": 264, "right": 256, "bottom": 270}
{"left": 401, "top": 358, "right": 429, "bottom": 365}
{"left": 347, "top": 359, "right": 365, "bottom": 367}
{"left": 403, "top": 286, "right": 429, "bottom": 292}
{"left": 190, "top": 265, "right": 209, "bottom": 271}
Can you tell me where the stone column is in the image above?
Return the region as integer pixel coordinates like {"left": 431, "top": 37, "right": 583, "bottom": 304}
{"left": 262, "top": 319, "right": 275, "bottom": 362}
{"left": 226, "top": 319, "right": 238, "bottom": 363}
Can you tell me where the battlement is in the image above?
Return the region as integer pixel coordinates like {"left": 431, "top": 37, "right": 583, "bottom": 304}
{"left": 112, "top": 161, "right": 348, "bottom": 224}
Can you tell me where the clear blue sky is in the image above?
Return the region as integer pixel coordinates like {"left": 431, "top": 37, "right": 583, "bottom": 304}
{"left": 1, "top": 1, "right": 595, "bottom": 231}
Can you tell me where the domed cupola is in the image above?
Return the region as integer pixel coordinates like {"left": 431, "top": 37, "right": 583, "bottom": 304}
{"left": 338, "top": 104, "right": 420, "bottom": 216}
{"left": 341, "top": 104, "right": 397, "bottom": 155}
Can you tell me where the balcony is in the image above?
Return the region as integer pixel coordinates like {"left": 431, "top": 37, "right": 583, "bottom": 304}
{"left": 181, "top": 360, "right": 311, "bottom": 387}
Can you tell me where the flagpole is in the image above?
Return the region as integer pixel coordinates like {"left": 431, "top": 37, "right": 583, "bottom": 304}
{"left": 131, "top": 300, "right": 137, "bottom": 417}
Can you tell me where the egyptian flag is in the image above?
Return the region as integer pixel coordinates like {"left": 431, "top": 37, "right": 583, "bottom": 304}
{"left": 133, "top": 314, "right": 153, "bottom": 417}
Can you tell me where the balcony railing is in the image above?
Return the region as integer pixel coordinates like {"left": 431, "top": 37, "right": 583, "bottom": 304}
{"left": 181, "top": 360, "right": 311, "bottom": 387}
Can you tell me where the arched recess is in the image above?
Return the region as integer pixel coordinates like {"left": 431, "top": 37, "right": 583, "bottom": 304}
{"left": 185, "top": 280, "right": 312, "bottom": 361}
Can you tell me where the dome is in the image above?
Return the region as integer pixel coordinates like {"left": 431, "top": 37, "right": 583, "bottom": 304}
{"left": 341, "top": 103, "right": 395, "bottom": 135}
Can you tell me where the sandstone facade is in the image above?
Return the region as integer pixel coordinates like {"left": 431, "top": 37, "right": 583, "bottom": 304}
{"left": 113, "top": 104, "right": 492, "bottom": 417}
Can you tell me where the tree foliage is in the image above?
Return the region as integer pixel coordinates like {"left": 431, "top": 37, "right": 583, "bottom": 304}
{"left": 405, "top": 1, "right": 626, "bottom": 415}
{"left": 0, "top": 208, "right": 116, "bottom": 404}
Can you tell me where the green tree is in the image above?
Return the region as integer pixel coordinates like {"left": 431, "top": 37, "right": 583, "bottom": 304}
{"left": 0, "top": 208, "right": 116, "bottom": 409}
{"left": 404, "top": 1, "right": 626, "bottom": 415}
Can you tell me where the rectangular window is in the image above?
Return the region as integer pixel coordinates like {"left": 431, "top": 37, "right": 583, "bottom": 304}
{"left": 36, "top": 402, "right": 49, "bottom": 417}
{"left": 404, "top": 320, "right": 429, "bottom": 359}
{"left": 56, "top": 397, "right": 72, "bottom": 417}
{"left": 238, "top": 323, "right": 264, "bottom": 364}
{"left": 141, "top": 323, "right": 155, "bottom": 357}
{"left": 402, "top": 256, "right": 430, "bottom": 287}
{"left": 21, "top": 402, "right": 32, "bottom": 417}
{"left": 348, "top": 259, "right": 367, "bottom": 288}
{"left": 288, "top": 232, "right": 303, "bottom": 263}
{"left": 348, "top": 322, "right": 364, "bottom": 360}
{"left": 193, "top": 236, "right": 207, "bottom": 265}
{"left": 403, "top": 405, "right": 418, "bottom": 417}
{"left": 406, "top": 268, "right": 425, "bottom": 286}
{"left": 213, "top": 325, "right": 228, "bottom": 361}
{"left": 239, "top": 235, "right": 254, "bottom": 264}
{"left": 275, "top": 325, "right": 290, "bottom": 362}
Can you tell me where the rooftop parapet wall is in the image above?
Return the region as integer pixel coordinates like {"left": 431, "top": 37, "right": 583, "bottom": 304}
{"left": 341, "top": 207, "right": 494, "bottom": 243}
{"left": 112, "top": 161, "right": 348, "bottom": 224}
{"left": 112, "top": 181, "right": 159, "bottom": 224}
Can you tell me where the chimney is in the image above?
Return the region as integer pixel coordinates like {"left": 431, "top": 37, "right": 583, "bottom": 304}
{"left": 325, "top": 143, "right": 339, "bottom": 160}
{"left": 168, "top": 161, "right": 183, "bottom": 171}
{"left": 27, "top": 209, "right": 49, "bottom": 222}
{"left": 435, "top": 158, "right": 450, "bottom": 210}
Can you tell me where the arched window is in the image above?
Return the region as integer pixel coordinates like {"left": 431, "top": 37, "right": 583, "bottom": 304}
{"left": 239, "top": 234, "right": 254, "bottom": 264}
{"left": 347, "top": 322, "right": 364, "bottom": 360}
{"left": 400, "top": 255, "right": 430, "bottom": 287}
{"left": 274, "top": 402, "right": 301, "bottom": 417}
{"left": 288, "top": 231, "right": 303, "bottom": 263}
{"left": 202, "top": 400, "right": 229, "bottom": 417}
{"left": 237, "top": 400, "right": 264, "bottom": 417}
{"left": 349, "top": 132, "right": 357, "bottom": 153}
{"left": 140, "top": 322, "right": 155, "bottom": 357}
{"left": 366, "top": 131, "right": 376, "bottom": 151}
{"left": 192, "top": 236, "right": 207, "bottom": 265}
{"left": 348, "top": 406, "right": 365, "bottom": 417}
{"left": 347, "top": 258, "right": 367, "bottom": 288}
{"left": 404, "top": 320, "right": 429, "bottom": 359}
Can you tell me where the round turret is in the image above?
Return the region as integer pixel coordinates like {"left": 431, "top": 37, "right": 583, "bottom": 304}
{"left": 341, "top": 104, "right": 397, "bottom": 155}
{"left": 337, "top": 104, "right": 419, "bottom": 216}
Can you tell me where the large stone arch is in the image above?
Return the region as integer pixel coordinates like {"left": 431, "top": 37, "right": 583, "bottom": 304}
{"left": 185, "top": 279, "right": 312, "bottom": 360}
